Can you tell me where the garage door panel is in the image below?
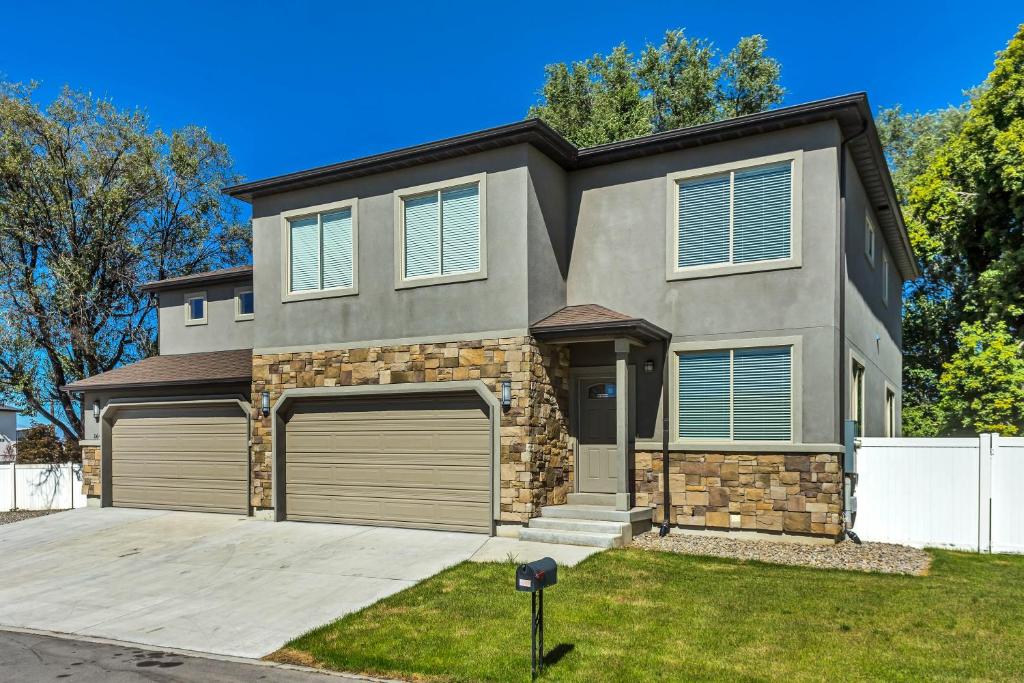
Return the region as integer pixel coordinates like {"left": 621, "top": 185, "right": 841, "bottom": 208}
{"left": 285, "top": 394, "right": 490, "bottom": 532}
{"left": 111, "top": 404, "right": 248, "bottom": 515}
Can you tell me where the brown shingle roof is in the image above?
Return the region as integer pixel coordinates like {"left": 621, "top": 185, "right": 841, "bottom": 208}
{"left": 531, "top": 305, "right": 669, "bottom": 342}
{"left": 62, "top": 349, "right": 253, "bottom": 392}
{"left": 140, "top": 265, "right": 253, "bottom": 292}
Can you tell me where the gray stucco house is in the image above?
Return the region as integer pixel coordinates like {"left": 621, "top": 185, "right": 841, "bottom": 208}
{"left": 65, "top": 93, "right": 915, "bottom": 546}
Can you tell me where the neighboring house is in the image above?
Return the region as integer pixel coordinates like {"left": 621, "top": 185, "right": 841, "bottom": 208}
{"left": 64, "top": 93, "right": 916, "bottom": 545}
{"left": 0, "top": 406, "right": 18, "bottom": 443}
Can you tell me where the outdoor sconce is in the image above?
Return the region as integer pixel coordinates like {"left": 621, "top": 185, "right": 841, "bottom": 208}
{"left": 500, "top": 380, "right": 512, "bottom": 411}
{"left": 643, "top": 359, "right": 656, "bottom": 374}
{"left": 261, "top": 391, "right": 271, "bottom": 417}
{"left": 92, "top": 400, "right": 100, "bottom": 421}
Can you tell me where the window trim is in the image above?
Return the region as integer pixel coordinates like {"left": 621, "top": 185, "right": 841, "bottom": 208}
{"left": 393, "top": 173, "right": 487, "bottom": 290}
{"left": 864, "top": 211, "right": 877, "bottom": 268}
{"left": 849, "top": 350, "right": 867, "bottom": 434}
{"left": 881, "top": 250, "right": 890, "bottom": 307}
{"left": 183, "top": 290, "right": 207, "bottom": 326}
{"left": 280, "top": 198, "right": 359, "bottom": 303}
{"left": 669, "top": 335, "right": 803, "bottom": 446}
{"left": 884, "top": 382, "right": 898, "bottom": 437}
{"left": 234, "top": 285, "right": 254, "bottom": 321}
{"left": 666, "top": 151, "right": 803, "bottom": 281}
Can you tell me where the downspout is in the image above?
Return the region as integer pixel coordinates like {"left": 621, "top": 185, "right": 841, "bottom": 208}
{"left": 659, "top": 337, "right": 671, "bottom": 537}
{"left": 839, "top": 116, "right": 868, "bottom": 542}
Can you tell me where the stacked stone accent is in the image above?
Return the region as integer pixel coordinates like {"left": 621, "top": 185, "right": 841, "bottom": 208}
{"left": 81, "top": 444, "right": 101, "bottom": 498}
{"left": 251, "top": 336, "right": 571, "bottom": 523}
{"left": 635, "top": 451, "right": 843, "bottom": 537}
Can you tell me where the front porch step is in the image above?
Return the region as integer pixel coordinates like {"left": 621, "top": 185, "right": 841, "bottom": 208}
{"left": 519, "top": 527, "right": 624, "bottom": 548}
{"left": 566, "top": 492, "right": 617, "bottom": 506}
{"left": 540, "top": 505, "right": 654, "bottom": 524}
{"left": 529, "top": 517, "right": 631, "bottom": 537}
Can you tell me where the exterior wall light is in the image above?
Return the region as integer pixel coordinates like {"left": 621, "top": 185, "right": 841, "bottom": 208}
{"left": 643, "top": 360, "right": 656, "bottom": 374}
{"left": 92, "top": 400, "right": 101, "bottom": 421}
{"left": 261, "top": 391, "right": 271, "bottom": 417}
{"left": 500, "top": 380, "right": 512, "bottom": 411}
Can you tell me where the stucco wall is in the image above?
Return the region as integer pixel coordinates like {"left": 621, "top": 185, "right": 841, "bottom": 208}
{"left": 157, "top": 280, "right": 254, "bottom": 355}
{"left": 843, "top": 148, "right": 904, "bottom": 436}
{"left": 0, "top": 411, "right": 16, "bottom": 442}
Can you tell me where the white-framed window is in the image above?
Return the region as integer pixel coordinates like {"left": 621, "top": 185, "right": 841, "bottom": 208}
{"left": 851, "top": 357, "right": 866, "bottom": 435}
{"left": 882, "top": 251, "right": 890, "bottom": 305}
{"left": 865, "top": 213, "right": 876, "bottom": 266}
{"left": 395, "top": 174, "right": 486, "bottom": 289}
{"left": 675, "top": 345, "right": 793, "bottom": 442}
{"left": 184, "top": 291, "right": 207, "bottom": 326}
{"left": 234, "top": 286, "right": 254, "bottom": 321}
{"left": 280, "top": 199, "right": 358, "bottom": 302}
{"left": 884, "top": 386, "right": 897, "bottom": 437}
{"left": 667, "top": 152, "right": 802, "bottom": 280}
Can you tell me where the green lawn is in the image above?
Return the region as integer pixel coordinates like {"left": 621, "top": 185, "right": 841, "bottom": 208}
{"left": 272, "top": 549, "right": 1024, "bottom": 682}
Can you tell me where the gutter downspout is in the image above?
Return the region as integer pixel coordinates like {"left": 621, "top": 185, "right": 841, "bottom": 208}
{"left": 839, "top": 117, "right": 868, "bottom": 540}
{"left": 659, "top": 338, "right": 671, "bottom": 536}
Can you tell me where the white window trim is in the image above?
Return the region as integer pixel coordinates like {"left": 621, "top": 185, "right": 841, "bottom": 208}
{"left": 881, "top": 250, "right": 890, "bottom": 307}
{"left": 234, "top": 285, "right": 254, "bottom": 321}
{"left": 884, "top": 381, "right": 898, "bottom": 437}
{"left": 849, "top": 349, "right": 867, "bottom": 433}
{"left": 668, "top": 335, "right": 803, "bottom": 446}
{"left": 864, "top": 211, "right": 877, "bottom": 268}
{"left": 393, "top": 173, "right": 487, "bottom": 290}
{"left": 665, "top": 151, "right": 803, "bottom": 281}
{"left": 183, "top": 290, "right": 207, "bottom": 326}
{"left": 280, "top": 198, "right": 359, "bottom": 303}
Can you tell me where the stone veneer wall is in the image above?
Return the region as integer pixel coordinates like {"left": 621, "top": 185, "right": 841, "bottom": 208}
{"left": 635, "top": 451, "right": 843, "bottom": 537}
{"left": 251, "top": 336, "right": 571, "bottom": 523}
{"left": 81, "top": 444, "right": 101, "bottom": 497}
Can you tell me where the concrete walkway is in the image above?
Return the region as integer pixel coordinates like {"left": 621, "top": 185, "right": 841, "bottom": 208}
{"left": 0, "top": 508, "right": 486, "bottom": 658}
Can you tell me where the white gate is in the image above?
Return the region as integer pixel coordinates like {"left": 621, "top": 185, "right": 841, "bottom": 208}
{"left": 991, "top": 437, "right": 1024, "bottom": 553}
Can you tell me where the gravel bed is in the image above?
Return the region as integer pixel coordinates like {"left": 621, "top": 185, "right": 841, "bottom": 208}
{"left": 631, "top": 530, "right": 931, "bottom": 575}
{"left": 0, "top": 509, "right": 65, "bottom": 525}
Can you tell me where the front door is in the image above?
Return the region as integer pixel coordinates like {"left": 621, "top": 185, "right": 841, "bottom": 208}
{"left": 577, "top": 377, "right": 618, "bottom": 494}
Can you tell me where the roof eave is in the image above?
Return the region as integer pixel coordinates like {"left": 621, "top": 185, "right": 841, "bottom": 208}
{"left": 140, "top": 268, "right": 254, "bottom": 293}
{"left": 530, "top": 318, "right": 670, "bottom": 343}
{"left": 61, "top": 375, "right": 252, "bottom": 394}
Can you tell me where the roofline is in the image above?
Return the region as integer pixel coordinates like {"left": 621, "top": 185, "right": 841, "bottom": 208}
{"left": 140, "top": 266, "right": 254, "bottom": 293}
{"left": 61, "top": 375, "right": 251, "bottom": 394}
{"left": 530, "top": 318, "right": 671, "bottom": 343}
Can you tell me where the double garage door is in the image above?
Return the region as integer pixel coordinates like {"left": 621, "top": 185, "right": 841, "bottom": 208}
{"left": 284, "top": 394, "right": 491, "bottom": 533}
{"left": 110, "top": 404, "right": 249, "bottom": 514}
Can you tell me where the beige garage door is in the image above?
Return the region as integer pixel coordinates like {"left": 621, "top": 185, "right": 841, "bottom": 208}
{"left": 111, "top": 404, "right": 248, "bottom": 514}
{"left": 284, "top": 394, "right": 491, "bottom": 533}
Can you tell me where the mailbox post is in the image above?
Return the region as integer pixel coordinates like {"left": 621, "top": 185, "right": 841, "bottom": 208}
{"left": 516, "top": 557, "right": 557, "bottom": 679}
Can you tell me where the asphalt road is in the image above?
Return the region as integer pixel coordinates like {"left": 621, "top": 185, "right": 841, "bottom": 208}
{"left": 0, "top": 630, "right": 369, "bottom": 682}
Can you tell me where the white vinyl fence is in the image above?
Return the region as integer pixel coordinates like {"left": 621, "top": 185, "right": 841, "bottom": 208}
{"left": 855, "top": 435, "right": 1024, "bottom": 553}
{"left": 0, "top": 462, "right": 87, "bottom": 511}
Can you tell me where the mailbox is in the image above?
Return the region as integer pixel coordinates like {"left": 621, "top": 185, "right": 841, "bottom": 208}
{"left": 516, "top": 557, "right": 557, "bottom": 592}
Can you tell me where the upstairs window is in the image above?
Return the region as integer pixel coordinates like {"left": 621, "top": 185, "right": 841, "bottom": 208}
{"left": 288, "top": 207, "right": 355, "bottom": 295}
{"left": 865, "top": 213, "right": 876, "bottom": 265}
{"left": 677, "top": 346, "right": 793, "bottom": 442}
{"left": 882, "top": 251, "right": 890, "bottom": 305}
{"left": 184, "top": 291, "right": 206, "bottom": 326}
{"left": 235, "top": 286, "right": 254, "bottom": 321}
{"left": 397, "top": 176, "right": 485, "bottom": 288}
{"left": 675, "top": 160, "right": 793, "bottom": 271}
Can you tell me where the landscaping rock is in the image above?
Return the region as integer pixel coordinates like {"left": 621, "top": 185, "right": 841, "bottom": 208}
{"left": 0, "top": 510, "right": 63, "bottom": 525}
{"left": 630, "top": 530, "right": 932, "bottom": 575}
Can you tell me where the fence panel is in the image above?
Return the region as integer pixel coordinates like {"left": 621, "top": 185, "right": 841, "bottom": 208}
{"left": 1, "top": 462, "right": 85, "bottom": 512}
{"left": 855, "top": 438, "right": 981, "bottom": 551}
{"left": 992, "top": 437, "right": 1024, "bottom": 553}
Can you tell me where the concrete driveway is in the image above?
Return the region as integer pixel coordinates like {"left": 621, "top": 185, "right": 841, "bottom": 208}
{"left": 0, "top": 508, "right": 487, "bottom": 658}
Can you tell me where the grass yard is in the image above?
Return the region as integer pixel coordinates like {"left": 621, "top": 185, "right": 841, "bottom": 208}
{"left": 271, "top": 548, "right": 1024, "bottom": 682}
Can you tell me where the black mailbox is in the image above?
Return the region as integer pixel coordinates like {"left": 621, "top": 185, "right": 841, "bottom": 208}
{"left": 516, "top": 557, "right": 557, "bottom": 592}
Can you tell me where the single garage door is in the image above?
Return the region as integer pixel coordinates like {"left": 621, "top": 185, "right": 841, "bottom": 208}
{"left": 284, "top": 394, "right": 491, "bottom": 533}
{"left": 111, "top": 404, "right": 248, "bottom": 514}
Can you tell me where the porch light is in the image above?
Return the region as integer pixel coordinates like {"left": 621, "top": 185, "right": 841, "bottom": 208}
{"left": 261, "top": 391, "right": 271, "bottom": 417}
{"left": 643, "top": 359, "right": 656, "bottom": 374}
{"left": 92, "top": 400, "right": 100, "bottom": 421}
{"left": 500, "top": 380, "right": 512, "bottom": 411}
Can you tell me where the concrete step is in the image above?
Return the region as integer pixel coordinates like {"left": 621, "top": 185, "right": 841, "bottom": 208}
{"left": 518, "top": 527, "right": 624, "bottom": 548}
{"left": 529, "top": 517, "right": 631, "bottom": 537}
{"left": 566, "top": 492, "right": 617, "bottom": 506}
{"left": 540, "top": 505, "right": 654, "bottom": 524}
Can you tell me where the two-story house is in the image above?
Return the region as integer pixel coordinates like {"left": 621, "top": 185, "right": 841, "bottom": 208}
{"left": 66, "top": 93, "right": 916, "bottom": 546}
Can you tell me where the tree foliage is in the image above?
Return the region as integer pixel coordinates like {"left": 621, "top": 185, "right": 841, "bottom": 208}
{"left": 0, "top": 83, "right": 250, "bottom": 439}
{"left": 528, "top": 30, "right": 784, "bottom": 146}
{"left": 14, "top": 423, "right": 77, "bottom": 463}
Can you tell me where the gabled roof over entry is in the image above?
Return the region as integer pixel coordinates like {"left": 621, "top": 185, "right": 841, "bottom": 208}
{"left": 530, "top": 305, "right": 669, "bottom": 343}
{"left": 62, "top": 349, "right": 253, "bottom": 392}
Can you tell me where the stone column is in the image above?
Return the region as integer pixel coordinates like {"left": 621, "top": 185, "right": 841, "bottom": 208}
{"left": 614, "top": 338, "right": 631, "bottom": 511}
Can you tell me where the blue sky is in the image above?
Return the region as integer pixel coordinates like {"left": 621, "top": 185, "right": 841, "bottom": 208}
{"left": 0, "top": 2, "right": 1020, "bottom": 426}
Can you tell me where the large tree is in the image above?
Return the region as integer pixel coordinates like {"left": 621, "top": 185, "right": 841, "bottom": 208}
{"left": 0, "top": 83, "right": 249, "bottom": 440}
{"left": 879, "top": 25, "right": 1024, "bottom": 435}
{"left": 528, "top": 29, "right": 784, "bottom": 146}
